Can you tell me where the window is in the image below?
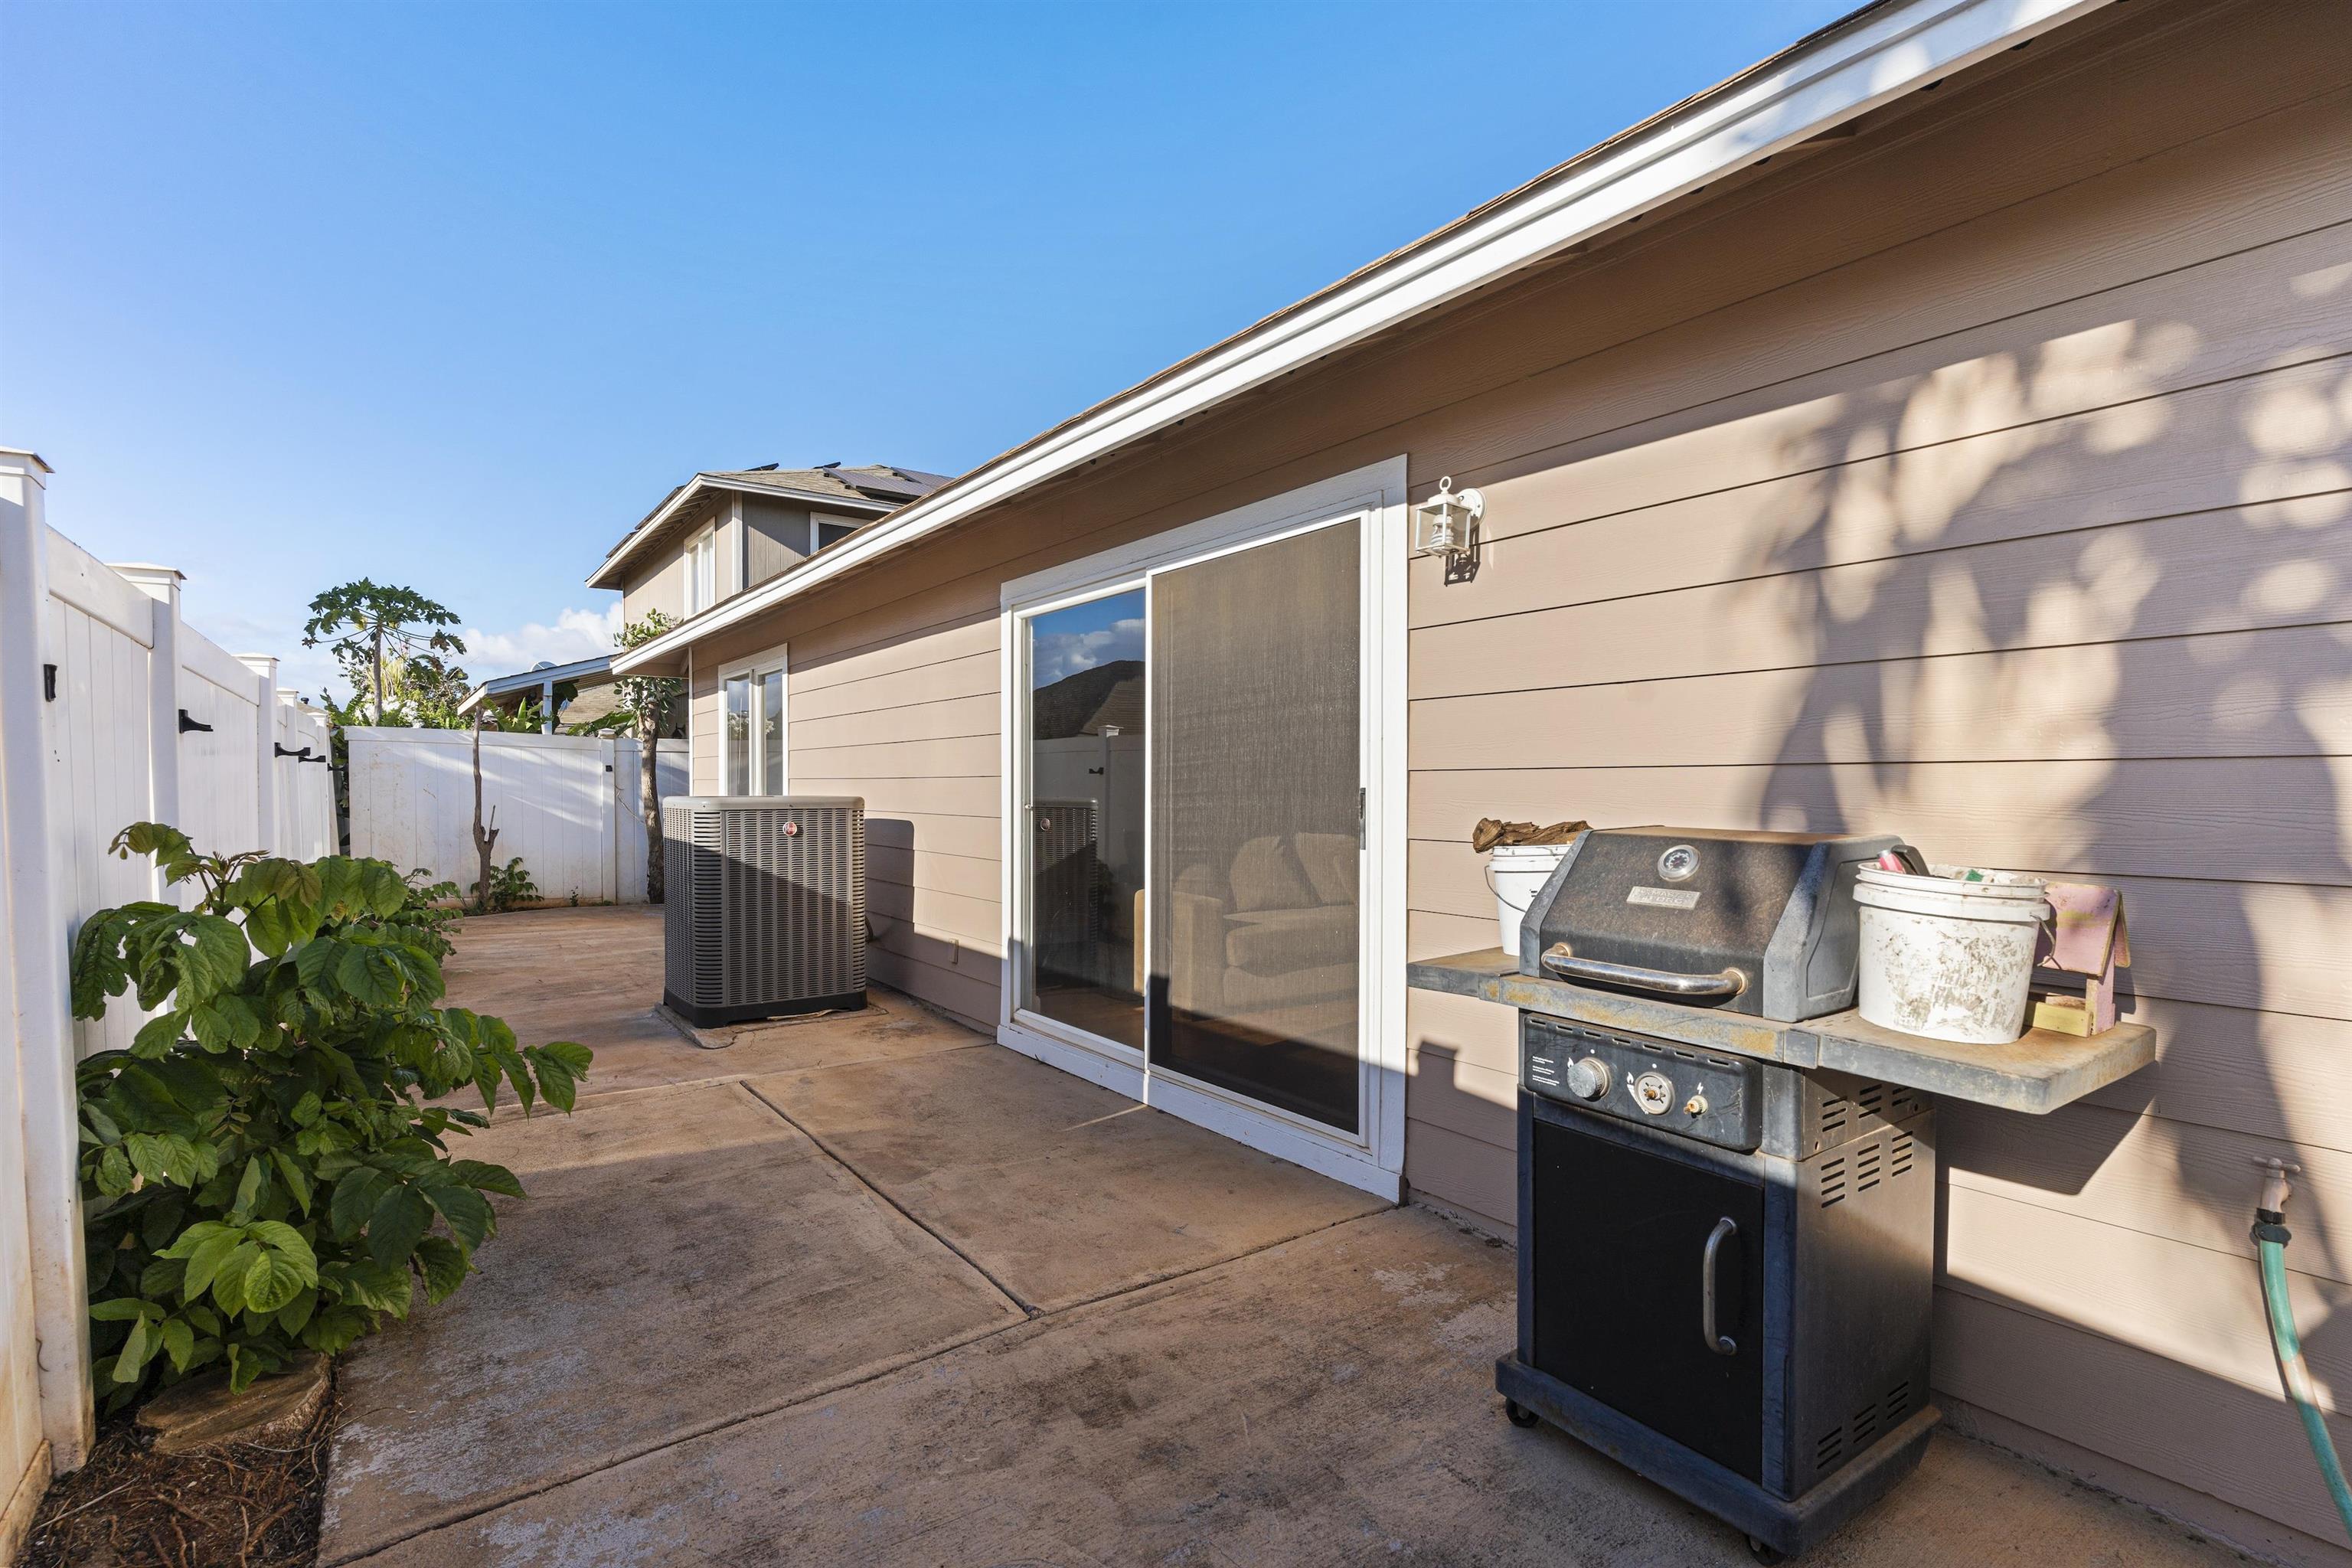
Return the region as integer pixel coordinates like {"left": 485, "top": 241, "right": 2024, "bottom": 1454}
{"left": 809, "top": 513, "right": 863, "bottom": 553}
{"left": 719, "top": 647, "right": 788, "bottom": 795}
{"left": 684, "top": 526, "right": 717, "bottom": 615}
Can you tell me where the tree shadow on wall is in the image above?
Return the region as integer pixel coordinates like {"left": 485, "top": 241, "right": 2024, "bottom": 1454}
{"left": 1730, "top": 260, "right": 2351, "bottom": 1426}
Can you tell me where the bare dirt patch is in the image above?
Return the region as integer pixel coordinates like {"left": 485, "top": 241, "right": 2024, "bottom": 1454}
{"left": 14, "top": 1372, "right": 335, "bottom": 1568}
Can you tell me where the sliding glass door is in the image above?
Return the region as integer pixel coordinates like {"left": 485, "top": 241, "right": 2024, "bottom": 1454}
{"left": 1022, "top": 588, "right": 1148, "bottom": 1049}
{"left": 1014, "top": 518, "right": 1363, "bottom": 1136}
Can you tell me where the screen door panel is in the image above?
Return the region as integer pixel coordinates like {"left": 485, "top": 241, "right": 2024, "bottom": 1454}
{"left": 1149, "top": 521, "right": 1361, "bottom": 1132}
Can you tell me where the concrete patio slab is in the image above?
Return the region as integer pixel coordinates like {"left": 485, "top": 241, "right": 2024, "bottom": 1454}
{"left": 319, "top": 901, "right": 2234, "bottom": 1568}
{"left": 439, "top": 905, "right": 979, "bottom": 1101}
{"left": 318, "top": 1078, "right": 1024, "bottom": 1565}
{"left": 746, "top": 1047, "right": 1391, "bottom": 1312}
{"left": 344, "top": 1204, "right": 2229, "bottom": 1568}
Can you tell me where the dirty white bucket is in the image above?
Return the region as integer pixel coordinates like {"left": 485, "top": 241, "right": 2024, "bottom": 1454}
{"left": 1486, "top": 844, "right": 1570, "bottom": 956}
{"left": 1853, "top": 867, "right": 2050, "bottom": 1044}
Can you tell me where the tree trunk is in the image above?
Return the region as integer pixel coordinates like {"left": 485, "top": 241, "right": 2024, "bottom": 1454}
{"left": 639, "top": 706, "right": 665, "bottom": 903}
{"left": 371, "top": 626, "right": 385, "bottom": 725}
{"left": 470, "top": 713, "right": 499, "bottom": 913}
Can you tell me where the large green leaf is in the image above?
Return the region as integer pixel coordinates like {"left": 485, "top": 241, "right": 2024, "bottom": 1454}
{"left": 413, "top": 1237, "right": 469, "bottom": 1304}
{"left": 181, "top": 1228, "right": 247, "bottom": 1300}
{"left": 132, "top": 1011, "right": 186, "bottom": 1060}
{"left": 243, "top": 1248, "right": 309, "bottom": 1315}
{"left": 209, "top": 1242, "right": 261, "bottom": 1317}
{"left": 446, "top": 1159, "right": 525, "bottom": 1199}
{"left": 366, "top": 1185, "right": 432, "bottom": 1270}
{"left": 330, "top": 1167, "right": 394, "bottom": 1241}
{"left": 246, "top": 1220, "right": 318, "bottom": 1286}
{"left": 230, "top": 1155, "right": 267, "bottom": 1221}
{"left": 113, "top": 1315, "right": 155, "bottom": 1383}
{"left": 420, "top": 1182, "right": 492, "bottom": 1253}
{"left": 179, "top": 915, "right": 251, "bottom": 1001}
{"left": 270, "top": 1151, "right": 314, "bottom": 1215}
{"left": 160, "top": 1316, "right": 195, "bottom": 1373}
{"left": 191, "top": 995, "right": 262, "bottom": 1052}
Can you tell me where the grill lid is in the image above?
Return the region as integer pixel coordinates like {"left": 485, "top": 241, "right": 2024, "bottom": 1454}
{"left": 1517, "top": 827, "right": 1897, "bottom": 1021}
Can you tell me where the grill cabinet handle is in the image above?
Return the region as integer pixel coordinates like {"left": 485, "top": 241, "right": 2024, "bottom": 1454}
{"left": 1702, "top": 1217, "right": 1739, "bottom": 1356}
{"left": 1540, "top": 943, "right": 1749, "bottom": 1001}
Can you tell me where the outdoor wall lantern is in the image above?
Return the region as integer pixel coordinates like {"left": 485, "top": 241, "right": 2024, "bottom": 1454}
{"left": 1411, "top": 475, "right": 1484, "bottom": 577}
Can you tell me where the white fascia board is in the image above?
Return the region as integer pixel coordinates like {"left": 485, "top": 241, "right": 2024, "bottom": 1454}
{"left": 614, "top": 0, "right": 2109, "bottom": 676}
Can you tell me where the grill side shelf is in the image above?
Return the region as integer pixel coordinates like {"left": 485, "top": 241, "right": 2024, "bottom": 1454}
{"left": 1406, "top": 948, "right": 2152, "bottom": 1115}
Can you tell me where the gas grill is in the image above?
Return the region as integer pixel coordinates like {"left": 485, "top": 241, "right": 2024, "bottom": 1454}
{"left": 1498, "top": 828, "right": 1937, "bottom": 1561}
{"left": 1515, "top": 828, "right": 1898, "bottom": 1021}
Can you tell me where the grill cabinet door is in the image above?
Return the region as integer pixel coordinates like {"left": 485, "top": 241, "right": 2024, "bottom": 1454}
{"left": 1530, "top": 1115, "right": 1766, "bottom": 1480}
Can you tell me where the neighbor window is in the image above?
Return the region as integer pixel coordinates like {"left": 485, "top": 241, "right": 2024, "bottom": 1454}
{"left": 810, "top": 513, "right": 863, "bottom": 552}
{"left": 685, "top": 526, "right": 717, "bottom": 614}
{"left": 720, "top": 650, "right": 788, "bottom": 795}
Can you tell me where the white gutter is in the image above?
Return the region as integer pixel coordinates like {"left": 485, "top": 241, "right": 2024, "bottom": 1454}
{"left": 616, "top": 0, "right": 2109, "bottom": 675}
{"left": 587, "top": 475, "right": 896, "bottom": 590}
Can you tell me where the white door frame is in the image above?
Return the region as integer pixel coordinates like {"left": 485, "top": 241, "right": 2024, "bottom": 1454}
{"left": 996, "top": 456, "right": 1409, "bottom": 1200}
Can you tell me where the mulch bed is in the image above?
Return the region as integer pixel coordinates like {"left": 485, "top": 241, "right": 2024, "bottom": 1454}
{"left": 13, "top": 1373, "right": 335, "bottom": 1568}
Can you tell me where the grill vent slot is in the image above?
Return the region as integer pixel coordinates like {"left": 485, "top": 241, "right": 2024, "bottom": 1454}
{"left": 1854, "top": 1137, "right": 1884, "bottom": 1193}
{"left": 1890, "top": 1130, "right": 1915, "bottom": 1178}
{"left": 1857, "top": 1082, "right": 1886, "bottom": 1115}
{"left": 1815, "top": 1377, "right": 1919, "bottom": 1482}
{"left": 1819, "top": 1154, "right": 1847, "bottom": 1207}
{"left": 1820, "top": 1096, "right": 1850, "bottom": 1140}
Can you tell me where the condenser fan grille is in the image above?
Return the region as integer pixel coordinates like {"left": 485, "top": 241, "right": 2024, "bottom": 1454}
{"left": 662, "top": 796, "right": 866, "bottom": 1025}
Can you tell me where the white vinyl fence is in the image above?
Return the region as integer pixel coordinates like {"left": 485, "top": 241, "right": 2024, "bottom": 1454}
{"left": 1, "top": 449, "right": 335, "bottom": 1521}
{"left": 346, "top": 728, "right": 688, "bottom": 906}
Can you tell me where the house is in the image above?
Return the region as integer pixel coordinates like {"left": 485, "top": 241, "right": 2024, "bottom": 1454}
{"left": 609, "top": 0, "right": 2352, "bottom": 1557}
{"left": 464, "top": 462, "right": 951, "bottom": 732}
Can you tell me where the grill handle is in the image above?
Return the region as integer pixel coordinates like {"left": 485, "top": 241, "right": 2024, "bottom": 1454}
{"left": 1540, "top": 943, "right": 1749, "bottom": 1001}
{"left": 1702, "top": 1217, "right": 1739, "bottom": 1356}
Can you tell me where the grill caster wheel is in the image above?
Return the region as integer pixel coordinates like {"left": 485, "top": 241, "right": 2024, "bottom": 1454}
{"left": 1504, "top": 1399, "right": 1541, "bottom": 1429}
{"left": 1747, "top": 1537, "right": 1789, "bottom": 1564}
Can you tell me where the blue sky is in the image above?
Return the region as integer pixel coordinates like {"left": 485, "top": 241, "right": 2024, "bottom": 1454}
{"left": 2, "top": 0, "right": 1853, "bottom": 701}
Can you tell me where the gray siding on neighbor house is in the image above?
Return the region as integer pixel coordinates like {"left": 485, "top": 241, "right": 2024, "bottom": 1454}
{"left": 679, "top": 0, "right": 2352, "bottom": 1550}
{"left": 742, "top": 496, "right": 812, "bottom": 589}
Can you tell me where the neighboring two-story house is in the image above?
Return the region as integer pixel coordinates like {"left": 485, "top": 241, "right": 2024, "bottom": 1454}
{"left": 464, "top": 462, "right": 948, "bottom": 733}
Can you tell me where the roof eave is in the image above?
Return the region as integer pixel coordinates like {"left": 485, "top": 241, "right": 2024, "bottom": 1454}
{"left": 613, "top": 0, "right": 2112, "bottom": 676}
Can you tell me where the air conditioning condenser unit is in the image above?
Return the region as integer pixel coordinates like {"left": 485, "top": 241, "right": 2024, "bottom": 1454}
{"left": 662, "top": 795, "right": 866, "bottom": 1026}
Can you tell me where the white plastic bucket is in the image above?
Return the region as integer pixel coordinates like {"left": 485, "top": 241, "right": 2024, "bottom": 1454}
{"left": 1486, "top": 844, "right": 1570, "bottom": 956}
{"left": 1853, "top": 867, "right": 2050, "bottom": 1044}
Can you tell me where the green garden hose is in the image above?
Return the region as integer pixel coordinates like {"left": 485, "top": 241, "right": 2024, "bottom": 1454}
{"left": 2251, "top": 1158, "right": 2352, "bottom": 1543}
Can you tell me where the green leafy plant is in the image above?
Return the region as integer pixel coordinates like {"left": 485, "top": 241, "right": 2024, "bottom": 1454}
{"left": 302, "top": 580, "right": 466, "bottom": 727}
{"left": 470, "top": 857, "right": 539, "bottom": 914}
{"left": 71, "top": 824, "right": 589, "bottom": 1406}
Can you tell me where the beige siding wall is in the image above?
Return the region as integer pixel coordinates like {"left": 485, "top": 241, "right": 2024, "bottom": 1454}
{"left": 674, "top": 0, "right": 2351, "bottom": 1546}
{"left": 621, "top": 550, "right": 684, "bottom": 626}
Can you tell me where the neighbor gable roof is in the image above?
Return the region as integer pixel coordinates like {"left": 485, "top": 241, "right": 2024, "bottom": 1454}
{"left": 586, "top": 463, "right": 951, "bottom": 590}
{"left": 614, "top": 0, "right": 2113, "bottom": 675}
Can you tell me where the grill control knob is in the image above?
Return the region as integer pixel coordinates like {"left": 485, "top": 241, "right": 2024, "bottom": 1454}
{"left": 1566, "top": 1056, "right": 1612, "bottom": 1101}
{"left": 1632, "top": 1071, "right": 1675, "bottom": 1116}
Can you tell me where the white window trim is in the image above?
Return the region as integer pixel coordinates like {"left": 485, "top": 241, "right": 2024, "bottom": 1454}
{"left": 684, "top": 524, "right": 717, "bottom": 616}
{"left": 995, "top": 455, "right": 1409, "bottom": 1201}
{"left": 717, "top": 641, "right": 790, "bottom": 796}
{"left": 808, "top": 512, "right": 861, "bottom": 554}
